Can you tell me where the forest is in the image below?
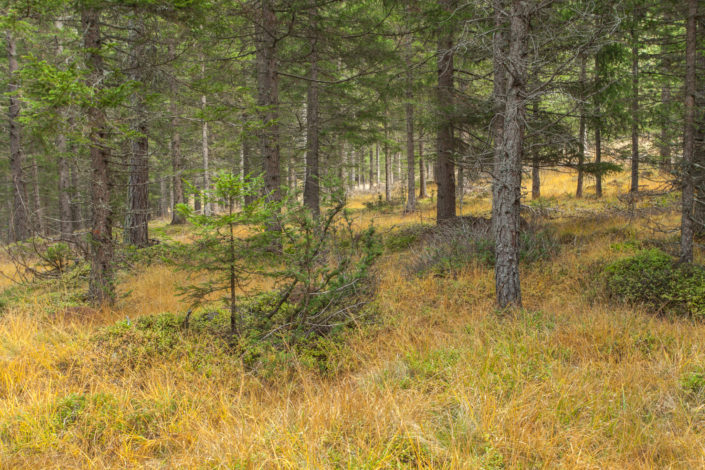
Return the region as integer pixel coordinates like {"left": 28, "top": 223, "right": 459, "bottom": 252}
{"left": 1, "top": 0, "right": 705, "bottom": 467}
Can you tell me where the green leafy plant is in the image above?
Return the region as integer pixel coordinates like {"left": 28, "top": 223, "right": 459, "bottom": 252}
{"left": 604, "top": 248, "right": 705, "bottom": 317}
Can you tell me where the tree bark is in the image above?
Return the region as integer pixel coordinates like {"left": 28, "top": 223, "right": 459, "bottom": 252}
{"left": 82, "top": 6, "right": 114, "bottom": 305}
{"left": 680, "top": 0, "right": 697, "bottom": 263}
{"left": 576, "top": 53, "right": 586, "bottom": 198}
{"left": 6, "top": 31, "right": 29, "bottom": 242}
{"left": 594, "top": 54, "right": 602, "bottom": 198}
{"left": 419, "top": 138, "right": 427, "bottom": 198}
{"left": 630, "top": 23, "right": 640, "bottom": 194}
{"left": 31, "top": 156, "right": 44, "bottom": 235}
{"left": 405, "top": 38, "right": 416, "bottom": 213}
{"left": 125, "top": 18, "right": 150, "bottom": 247}
{"left": 384, "top": 128, "right": 391, "bottom": 202}
{"left": 169, "top": 43, "right": 185, "bottom": 225}
{"left": 201, "top": 60, "right": 212, "bottom": 216}
{"left": 256, "top": 0, "right": 281, "bottom": 214}
{"left": 493, "top": 0, "right": 528, "bottom": 309}
{"left": 531, "top": 101, "right": 540, "bottom": 200}
{"left": 492, "top": 0, "right": 507, "bottom": 226}
{"left": 435, "top": 2, "right": 456, "bottom": 222}
{"left": 304, "top": 33, "right": 320, "bottom": 216}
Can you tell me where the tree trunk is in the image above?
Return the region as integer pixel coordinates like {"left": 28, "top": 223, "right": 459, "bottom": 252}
{"left": 169, "top": 41, "right": 185, "bottom": 225}
{"left": 630, "top": 24, "right": 639, "bottom": 194}
{"left": 594, "top": 53, "right": 603, "bottom": 198}
{"left": 125, "top": 19, "right": 150, "bottom": 247}
{"left": 201, "top": 62, "right": 211, "bottom": 216}
{"left": 680, "top": 0, "right": 697, "bottom": 263}
{"left": 6, "top": 31, "right": 29, "bottom": 242}
{"left": 384, "top": 130, "right": 391, "bottom": 202}
{"left": 435, "top": 3, "right": 456, "bottom": 222}
{"left": 256, "top": 0, "right": 281, "bottom": 213}
{"left": 531, "top": 101, "right": 540, "bottom": 200}
{"left": 576, "top": 53, "right": 586, "bottom": 198}
{"left": 492, "top": 0, "right": 508, "bottom": 229}
{"left": 55, "top": 22, "right": 73, "bottom": 240}
{"left": 405, "top": 44, "right": 416, "bottom": 212}
{"left": 493, "top": 0, "right": 528, "bottom": 308}
{"left": 375, "top": 143, "right": 380, "bottom": 188}
{"left": 457, "top": 165, "right": 464, "bottom": 215}
{"left": 82, "top": 7, "right": 114, "bottom": 305}
{"left": 419, "top": 138, "right": 427, "bottom": 198}
{"left": 303, "top": 41, "right": 320, "bottom": 215}
{"left": 31, "top": 157, "right": 44, "bottom": 235}
{"left": 660, "top": 61, "right": 672, "bottom": 173}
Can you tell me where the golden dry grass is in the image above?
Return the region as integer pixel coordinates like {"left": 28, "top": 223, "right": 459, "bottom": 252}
{"left": 1, "top": 165, "right": 704, "bottom": 468}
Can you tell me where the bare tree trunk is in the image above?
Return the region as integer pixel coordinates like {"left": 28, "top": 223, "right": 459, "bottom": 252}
{"left": 160, "top": 177, "right": 168, "bottom": 218}
{"left": 6, "top": 31, "right": 29, "bottom": 242}
{"left": 367, "top": 148, "right": 372, "bottom": 190}
{"left": 435, "top": 2, "right": 456, "bottom": 222}
{"left": 531, "top": 101, "right": 540, "bottom": 200}
{"left": 680, "top": 0, "right": 697, "bottom": 263}
{"left": 82, "top": 7, "right": 114, "bottom": 305}
{"left": 576, "top": 54, "right": 586, "bottom": 198}
{"left": 492, "top": 0, "right": 508, "bottom": 229}
{"left": 660, "top": 62, "right": 672, "bottom": 173}
{"left": 493, "top": 0, "right": 528, "bottom": 309}
{"left": 375, "top": 143, "right": 380, "bottom": 188}
{"left": 169, "top": 42, "right": 185, "bottom": 225}
{"left": 457, "top": 165, "right": 464, "bottom": 215}
{"left": 70, "top": 159, "right": 82, "bottom": 231}
{"left": 201, "top": 62, "right": 212, "bottom": 216}
{"left": 31, "top": 157, "right": 44, "bottom": 235}
{"left": 405, "top": 46, "right": 416, "bottom": 212}
{"left": 630, "top": 24, "right": 640, "bottom": 194}
{"left": 384, "top": 127, "right": 391, "bottom": 202}
{"left": 125, "top": 19, "right": 150, "bottom": 247}
{"left": 256, "top": 0, "right": 281, "bottom": 216}
{"left": 594, "top": 54, "right": 603, "bottom": 198}
{"left": 55, "top": 21, "right": 73, "bottom": 240}
{"left": 419, "top": 138, "right": 427, "bottom": 198}
{"left": 304, "top": 45, "right": 320, "bottom": 214}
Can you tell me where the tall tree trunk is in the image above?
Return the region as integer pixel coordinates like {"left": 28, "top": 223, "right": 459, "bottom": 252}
{"left": 457, "top": 165, "right": 464, "bottom": 215}
{"left": 256, "top": 0, "right": 281, "bottom": 216}
{"left": 419, "top": 138, "right": 427, "bottom": 198}
{"left": 368, "top": 148, "right": 374, "bottom": 190}
{"left": 201, "top": 61, "right": 212, "bottom": 216}
{"left": 160, "top": 177, "right": 168, "bottom": 218}
{"left": 660, "top": 55, "right": 672, "bottom": 172}
{"left": 531, "top": 101, "right": 540, "bottom": 200}
{"left": 304, "top": 40, "right": 320, "bottom": 215}
{"left": 594, "top": 54, "right": 603, "bottom": 198}
{"left": 55, "top": 21, "right": 73, "bottom": 240}
{"left": 169, "top": 42, "right": 185, "bottom": 225}
{"left": 125, "top": 18, "right": 150, "bottom": 247}
{"left": 630, "top": 23, "right": 640, "bottom": 193}
{"left": 6, "top": 31, "right": 29, "bottom": 242}
{"left": 31, "top": 157, "right": 44, "bottom": 235}
{"left": 576, "top": 54, "right": 586, "bottom": 198}
{"left": 82, "top": 7, "right": 114, "bottom": 305}
{"left": 492, "top": 0, "right": 508, "bottom": 229}
{"left": 493, "top": 0, "right": 528, "bottom": 308}
{"left": 384, "top": 128, "right": 391, "bottom": 202}
{"left": 375, "top": 143, "right": 380, "bottom": 188}
{"left": 680, "top": 0, "right": 697, "bottom": 263}
{"left": 405, "top": 48, "right": 416, "bottom": 212}
{"left": 435, "top": 2, "right": 456, "bottom": 222}
{"left": 57, "top": 131, "right": 73, "bottom": 238}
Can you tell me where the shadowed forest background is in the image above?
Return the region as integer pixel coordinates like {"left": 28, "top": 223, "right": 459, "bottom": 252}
{"left": 2, "top": 0, "right": 705, "bottom": 467}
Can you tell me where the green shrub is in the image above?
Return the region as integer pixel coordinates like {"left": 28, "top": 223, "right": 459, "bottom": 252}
{"left": 604, "top": 248, "right": 705, "bottom": 317}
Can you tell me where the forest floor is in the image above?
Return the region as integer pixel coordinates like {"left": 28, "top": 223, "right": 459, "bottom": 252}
{"left": 2, "top": 167, "right": 705, "bottom": 469}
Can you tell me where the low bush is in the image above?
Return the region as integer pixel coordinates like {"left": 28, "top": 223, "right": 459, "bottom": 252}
{"left": 604, "top": 248, "right": 705, "bottom": 317}
{"left": 410, "top": 217, "right": 559, "bottom": 277}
